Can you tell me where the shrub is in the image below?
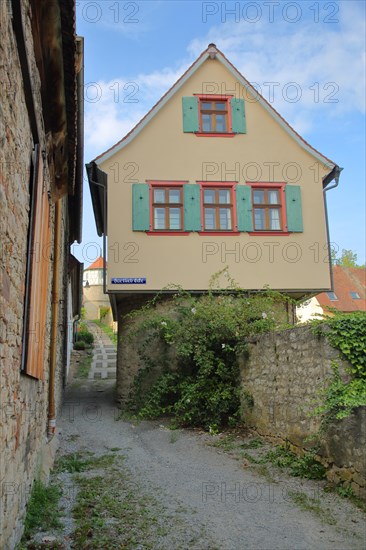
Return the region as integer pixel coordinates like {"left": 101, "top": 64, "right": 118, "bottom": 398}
{"left": 74, "top": 340, "right": 86, "bottom": 350}
{"left": 127, "top": 271, "right": 293, "bottom": 430}
{"left": 77, "top": 330, "right": 94, "bottom": 345}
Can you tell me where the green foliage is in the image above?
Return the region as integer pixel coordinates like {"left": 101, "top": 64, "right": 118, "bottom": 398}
{"left": 331, "top": 248, "right": 360, "bottom": 268}
{"left": 76, "top": 322, "right": 94, "bottom": 346}
{"left": 74, "top": 340, "right": 86, "bottom": 350}
{"left": 311, "top": 312, "right": 366, "bottom": 423}
{"left": 313, "top": 312, "right": 366, "bottom": 377}
{"left": 313, "top": 363, "right": 366, "bottom": 421}
{"left": 265, "top": 445, "right": 326, "bottom": 480}
{"left": 127, "top": 272, "right": 293, "bottom": 430}
{"left": 92, "top": 319, "right": 118, "bottom": 345}
{"left": 99, "top": 306, "right": 110, "bottom": 320}
{"left": 22, "top": 479, "right": 62, "bottom": 540}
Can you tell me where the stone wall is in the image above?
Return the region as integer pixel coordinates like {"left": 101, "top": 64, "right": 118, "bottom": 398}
{"left": 0, "top": 3, "right": 71, "bottom": 547}
{"left": 116, "top": 295, "right": 177, "bottom": 407}
{"left": 239, "top": 325, "right": 366, "bottom": 497}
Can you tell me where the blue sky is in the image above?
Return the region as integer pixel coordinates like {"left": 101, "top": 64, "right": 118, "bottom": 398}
{"left": 74, "top": 0, "right": 366, "bottom": 267}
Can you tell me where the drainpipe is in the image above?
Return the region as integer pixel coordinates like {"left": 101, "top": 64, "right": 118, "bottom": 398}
{"left": 48, "top": 198, "right": 62, "bottom": 438}
{"left": 323, "top": 166, "right": 342, "bottom": 292}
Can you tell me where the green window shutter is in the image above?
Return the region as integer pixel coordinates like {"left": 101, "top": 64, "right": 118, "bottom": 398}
{"left": 230, "top": 98, "right": 246, "bottom": 134}
{"left": 236, "top": 185, "right": 253, "bottom": 231}
{"left": 182, "top": 97, "right": 199, "bottom": 133}
{"left": 285, "top": 185, "right": 303, "bottom": 232}
{"left": 184, "top": 184, "right": 201, "bottom": 231}
{"left": 132, "top": 183, "right": 150, "bottom": 231}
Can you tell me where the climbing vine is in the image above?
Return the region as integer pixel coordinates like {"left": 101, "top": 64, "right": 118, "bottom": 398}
{"left": 126, "top": 270, "right": 294, "bottom": 430}
{"left": 312, "top": 312, "right": 366, "bottom": 422}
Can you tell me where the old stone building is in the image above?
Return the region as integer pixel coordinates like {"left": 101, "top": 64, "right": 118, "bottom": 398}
{"left": 0, "top": 1, "right": 83, "bottom": 547}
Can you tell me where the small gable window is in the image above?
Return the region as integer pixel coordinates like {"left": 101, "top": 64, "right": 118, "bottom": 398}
{"left": 327, "top": 292, "right": 338, "bottom": 301}
{"left": 182, "top": 95, "right": 246, "bottom": 136}
{"left": 350, "top": 291, "right": 361, "bottom": 299}
{"left": 200, "top": 100, "right": 228, "bottom": 133}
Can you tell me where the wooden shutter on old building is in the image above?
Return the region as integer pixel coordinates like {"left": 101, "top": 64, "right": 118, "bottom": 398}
{"left": 22, "top": 145, "right": 51, "bottom": 379}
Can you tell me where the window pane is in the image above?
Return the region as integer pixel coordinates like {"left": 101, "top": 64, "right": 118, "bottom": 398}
{"left": 169, "top": 189, "right": 180, "bottom": 204}
{"left": 169, "top": 208, "right": 181, "bottom": 230}
{"left": 254, "top": 208, "right": 265, "bottom": 230}
{"left": 269, "top": 208, "right": 281, "bottom": 230}
{"left": 201, "top": 102, "right": 212, "bottom": 110}
{"left": 154, "top": 189, "right": 165, "bottom": 203}
{"left": 253, "top": 190, "right": 265, "bottom": 204}
{"left": 268, "top": 190, "right": 279, "bottom": 204}
{"left": 219, "top": 208, "right": 232, "bottom": 230}
{"left": 218, "top": 189, "right": 230, "bottom": 204}
{"left": 215, "top": 114, "right": 227, "bottom": 132}
{"left": 204, "top": 189, "right": 215, "bottom": 204}
{"left": 205, "top": 208, "right": 216, "bottom": 230}
{"left": 154, "top": 208, "right": 165, "bottom": 229}
{"left": 215, "top": 102, "right": 226, "bottom": 110}
{"left": 202, "top": 114, "right": 212, "bottom": 132}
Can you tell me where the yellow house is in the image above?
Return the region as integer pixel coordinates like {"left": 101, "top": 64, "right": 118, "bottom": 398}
{"left": 87, "top": 44, "right": 341, "bottom": 312}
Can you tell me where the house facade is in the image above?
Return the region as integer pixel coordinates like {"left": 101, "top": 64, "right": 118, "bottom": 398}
{"left": 87, "top": 44, "right": 341, "bottom": 402}
{"left": 0, "top": 1, "right": 83, "bottom": 547}
{"left": 88, "top": 44, "right": 340, "bottom": 300}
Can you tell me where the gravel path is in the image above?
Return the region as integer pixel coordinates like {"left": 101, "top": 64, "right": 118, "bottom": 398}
{"left": 47, "top": 325, "right": 366, "bottom": 549}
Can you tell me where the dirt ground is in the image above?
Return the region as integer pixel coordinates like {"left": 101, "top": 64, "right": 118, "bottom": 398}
{"left": 22, "top": 372, "right": 365, "bottom": 550}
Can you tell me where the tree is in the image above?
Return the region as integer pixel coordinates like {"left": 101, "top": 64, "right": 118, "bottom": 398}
{"left": 332, "top": 248, "right": 361, "bottom": 268}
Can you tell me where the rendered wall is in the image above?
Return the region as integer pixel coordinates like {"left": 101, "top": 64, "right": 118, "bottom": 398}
{"left": 101, "top": 57, "right": 333, "bottom": 294}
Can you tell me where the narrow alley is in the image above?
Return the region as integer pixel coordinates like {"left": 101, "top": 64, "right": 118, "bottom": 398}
{"left": 27, "top": 323, "right": 366, "bottom": 550}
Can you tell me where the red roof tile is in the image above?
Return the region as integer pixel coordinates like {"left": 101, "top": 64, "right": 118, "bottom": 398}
{"left": 317, "top": 266, "right": 366, "bottom": 312}
{"left": 85, "top": 256, "right": 105, "bottom": 270}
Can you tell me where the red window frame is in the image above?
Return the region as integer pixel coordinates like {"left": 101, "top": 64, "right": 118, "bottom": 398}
{"left": 198, "top": 181, "right": 239, "bottom": 235}
{"left": 147, "top": 181, "right": 189, "bottom": 235}
{"left": 194, "top": 95, "right": 234, "bottom": 137}
{"left": 248, "top": 182, "right": 289, "bottom": 235}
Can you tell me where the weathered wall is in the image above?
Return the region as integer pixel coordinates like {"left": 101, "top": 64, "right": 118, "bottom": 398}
{"left": 239, "top": 325, "right": 366, "bottom": 497}
{"left": 83, "top": 285, "right": 111, "bottom": 321}
{"left": 0, "top": 3, "right": 70, "bottom": 547}
{"left": 116, "top": 295, "right": 177, "bottom": 407}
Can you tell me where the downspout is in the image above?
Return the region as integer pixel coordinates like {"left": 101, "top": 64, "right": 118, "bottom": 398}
{"left": 48, "top": 198, "right": 62, "bottom": 438}
{"left": 323, "top": 166, "right": 342, "bottom": 291}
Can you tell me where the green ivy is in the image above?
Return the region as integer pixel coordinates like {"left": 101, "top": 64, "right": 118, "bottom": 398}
{"left": 126, "top": 271, "right": 294, "bottom": 430}
{"left": 311, "top": 312, "right": 366, "bottom": 424}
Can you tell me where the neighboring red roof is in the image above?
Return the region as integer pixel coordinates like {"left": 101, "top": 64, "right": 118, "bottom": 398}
{"left": 93, "top": 44, "right": 337, "bottom": 170}
{"left": 317, "top": 266, "right": 366, "bottom": 312}
{"left": 85, "top": 256, "right": 105, "bottom": 270}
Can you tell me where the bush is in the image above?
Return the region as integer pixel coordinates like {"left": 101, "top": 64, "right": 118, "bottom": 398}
{"left": 77, "top": 330, "right": 94, "bottom": 345}
{"left": 74, "top": 340, "right": 86, "bottom": 350}
{"left": 128, "top": 272, "right": 293, "bottom": 430}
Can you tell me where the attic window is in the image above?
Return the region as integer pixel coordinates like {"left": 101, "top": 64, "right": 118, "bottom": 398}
{"left": 350, "top": 291, "right": 360, "bottom": 299}
{"left": 182, "top": 96, "right": 246, "bottom": 135}
{"left": 327, "top": 292, "right": 338, "bottom": 301}
{"left": 200, "top": 99, "right": 229, "bottom": 133}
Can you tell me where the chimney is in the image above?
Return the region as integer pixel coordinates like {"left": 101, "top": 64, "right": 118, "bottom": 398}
{"left": 207, "top": 43, "right": 217, "bottom": 59}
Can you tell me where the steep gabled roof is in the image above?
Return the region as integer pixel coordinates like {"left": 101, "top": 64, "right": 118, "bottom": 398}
{"left": 317, "top": 266, "right": 366, "bottom": 312}
{"left": 94, "top": 44, "right": 338, "bottom": 172}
